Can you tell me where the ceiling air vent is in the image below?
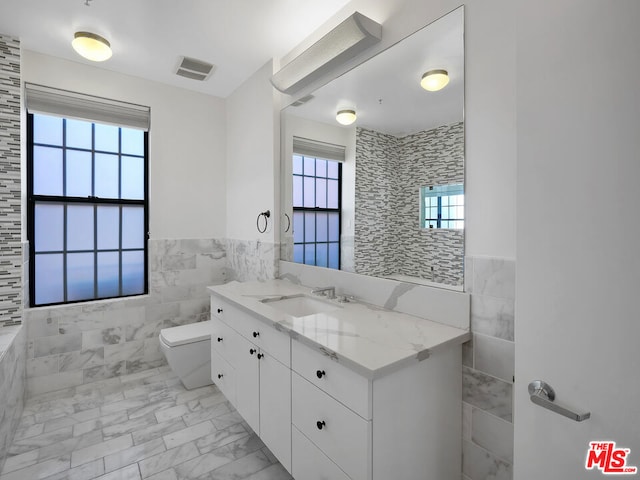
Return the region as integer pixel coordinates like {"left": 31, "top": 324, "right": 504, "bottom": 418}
{"left": 175, "top": 56, "right": 215, "bottom": 81}
{"left": 291, "top": 94, "right": 315, "bottom": 107}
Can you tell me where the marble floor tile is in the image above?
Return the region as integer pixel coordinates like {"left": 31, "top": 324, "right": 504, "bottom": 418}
{"left": 2, "top": 367, "right": 291, "bottom": 480}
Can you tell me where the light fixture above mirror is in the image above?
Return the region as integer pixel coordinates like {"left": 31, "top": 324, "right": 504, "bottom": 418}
{"left": 72, "top": 31, "right": 112, "bottom": 62}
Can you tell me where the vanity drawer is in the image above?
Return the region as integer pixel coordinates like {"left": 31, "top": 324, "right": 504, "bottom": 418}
{"left": 227, "top": 303, "right": 290, "bottom": 367}
{"left": 210, "top": 316, "right": 239, "bottom": 364}
{"left": 292, "top": 372, "right": 371, "bottom": 480}
{"left": 292, "top": 340, "right": 371, "bottom": 419}
{"left": 292, "top": 426, "right": 352, "bottom": 480}
{"left": 211, "top": 349, "right": 235, "bottom": 406}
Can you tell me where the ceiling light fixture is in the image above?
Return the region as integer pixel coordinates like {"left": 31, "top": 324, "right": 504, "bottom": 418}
{"left": 420, "top": 69, "right": 449, "bottom": 91}
{"left": 72, "top": 31, "right": 112, "bottom": 62}
{"left": 336, "top": 109, "right": 357, "bottom": 126}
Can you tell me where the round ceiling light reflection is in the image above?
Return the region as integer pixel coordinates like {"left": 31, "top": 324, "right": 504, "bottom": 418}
{"left": 420, "top": 69, "right": 449, "bottom": 92}
{"left": 336, "top": 109, "right": 357, "bottom": 126}
{"left": 72, "top": 32, "right": 112, "bottom": 62}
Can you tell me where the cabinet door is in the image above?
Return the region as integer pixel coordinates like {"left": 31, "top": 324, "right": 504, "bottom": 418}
{"left": 234, "top": 333, "right": 260, "bottom": 434}
{"left": 259, "top": 351, "right": 292, "bottom": 472}
{"left": 211, "top": 349, "right": 236, "bottom": 406}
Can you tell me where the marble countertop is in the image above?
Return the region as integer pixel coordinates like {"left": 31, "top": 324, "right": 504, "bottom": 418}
{"left": 208, "top": 280, "right": 470, "bottom": 379}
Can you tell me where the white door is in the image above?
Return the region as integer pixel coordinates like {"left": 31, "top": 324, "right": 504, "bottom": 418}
{"left": 234, "top": 334, "right": 260, "bottom": 433}
{"left": 515, "top": 1, "right": 640, "bottom": 478}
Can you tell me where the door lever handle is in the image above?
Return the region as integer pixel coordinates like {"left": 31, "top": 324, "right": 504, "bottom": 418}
{"left": 528, "top": 380, "right": 590, "bottom": 422}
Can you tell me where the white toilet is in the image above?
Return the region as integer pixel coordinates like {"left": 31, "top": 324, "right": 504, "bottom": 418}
{"left": 159, "top": 320, "right": 213, "bottom": 390}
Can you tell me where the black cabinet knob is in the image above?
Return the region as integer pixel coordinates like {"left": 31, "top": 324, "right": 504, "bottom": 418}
{"left": 217, "top": 337, "right": 223, "bottom": 342}
{"left": 249, "top": 348, "right": 256, "bottom": 355}
{"left": 257, "top": 353, "right": 264, "bottom": 359}
{"left": 217, "top": 308, "right": 223, "bottom": 313}
{"left": 316, "top": 420, "right": 326, "bottom": 430}
{"left": 217, "top": 374, "right": 223, "bottom": 379}
{"left": 316, "top": 370, "right": 326, "bottom": 379}
{"left": 252, "top": 331, "right": 260, "bottom": 338}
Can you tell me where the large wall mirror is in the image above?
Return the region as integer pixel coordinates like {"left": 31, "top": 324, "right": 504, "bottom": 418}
{"left": 280, "top": 7, "right": 464, "bottom": 290}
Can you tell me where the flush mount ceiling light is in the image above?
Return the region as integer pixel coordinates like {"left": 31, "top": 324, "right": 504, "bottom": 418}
{"left": 336, "top": 109, "right": 357, "bottom": 126}
{"left": 72, "top": 31, "right": 112, "bottom": 62}
{"left": 271, "top": 12, "right": 382, "bottom": 95}
{"left": 420, "top": 69, "right": 449, "bottom": 91}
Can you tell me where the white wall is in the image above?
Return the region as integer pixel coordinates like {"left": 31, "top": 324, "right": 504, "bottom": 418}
{"left": 225, "top": 61, "right": 280, "bottom": 243}
{"left": 22, "top": 50, "right": 227, "bottom": 240}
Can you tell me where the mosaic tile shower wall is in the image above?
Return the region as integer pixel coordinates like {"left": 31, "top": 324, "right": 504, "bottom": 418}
{"left": 0, "top": 34, "right": 22, "bottom": 327}
{"left": 354, "top": 123, "right": 464, "bottom": 285}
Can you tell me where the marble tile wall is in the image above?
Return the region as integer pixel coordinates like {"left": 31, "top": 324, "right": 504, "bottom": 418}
{"left": 354, "top": 124, "right": 464, "bottom": 286}
{"left": 0, "top": 325, "right": 26, "bottom": 472}
{"left": 0, "top": 34, "right": 22, "bottom": 328}
{"left": 225, "top": 239, "right": 278, "bottom": 282}
{"left": 23, "top": 239, "right": 226, "bottom": 396}
{"left": 462, "top": 256, "right": 515, "bottom": 480}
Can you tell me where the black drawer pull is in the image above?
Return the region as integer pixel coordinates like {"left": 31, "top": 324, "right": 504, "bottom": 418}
{"left": 257, "top": 353, "right": 264, "bottom": 359}
{"left": 217, "top": 337, "right": 223, "bottom": 342}
{"left": 217, "top": 308, "right": 223, "bottom": 313}
{"left": 217, "top": 374, "right": 223, "bottom": 379}
{"left": 252, "top": 331, "right": 260, "bottom": 338}
{"left": 249, "top": 348, "right": 256, "bottom": 355}
{"left": 316, "top": 420, "right": 326, "bottom": 430}
{"left": 316, "top": 370, "right": 326, "bottom": 379}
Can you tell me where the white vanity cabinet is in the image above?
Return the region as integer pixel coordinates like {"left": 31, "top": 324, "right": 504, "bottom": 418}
{"left": 210, "top": 295, "right": 292, "bottom": 472}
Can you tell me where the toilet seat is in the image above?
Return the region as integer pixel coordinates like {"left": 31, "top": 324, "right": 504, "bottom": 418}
{"left": 159, "top": 321, "right": 212, "bottom": 347}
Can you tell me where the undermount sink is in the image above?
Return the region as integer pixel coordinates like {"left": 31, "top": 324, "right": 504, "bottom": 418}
{"left": 261, "top": 294, "right": 340, "bottom": 317}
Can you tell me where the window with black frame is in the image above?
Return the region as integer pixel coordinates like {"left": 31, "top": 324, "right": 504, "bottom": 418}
{"left": 292, "top": 150, "right": 342, "bottom": 270}
{"left": 27, "top": 97, "right": 149, "bottom": 306}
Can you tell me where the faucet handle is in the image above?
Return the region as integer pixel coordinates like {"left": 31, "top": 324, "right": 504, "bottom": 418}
{"left": 337, "top": 294, "right": 355, "bottom": 303}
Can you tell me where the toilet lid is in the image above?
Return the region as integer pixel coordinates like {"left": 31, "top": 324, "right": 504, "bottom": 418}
{"left": 160, "top": 320, "right": 212, "bottom": 347}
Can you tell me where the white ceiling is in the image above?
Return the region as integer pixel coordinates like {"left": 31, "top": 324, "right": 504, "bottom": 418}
{"left": 0, "top": 0, "right": 352, "bottom": 98}
{"left": 285, "top": 7, "right": 464, "bottom": 137}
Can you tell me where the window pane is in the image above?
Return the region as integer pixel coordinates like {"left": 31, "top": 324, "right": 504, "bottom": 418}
{"left": 66, "top": 119, "right": 92, "bottom": 149}
{"left": 67, "top": 205, "right": 94, "bottom": 251}
{"left": 121, "top": 156, "right": 144, "bottom": 199}
{"left": 122, "top": 206, "right": 144, "bottom": 249}
{"left": 95, "top": 153, "right": 119, "bottom": 198}
{"left": 35, "top": 254, "right": 64, "bottom": 304}
{"left": 293, "top": 176, "right": 303, "bottom": 207}
{"left": 327, "top": 161, "right": 339, "bottom": 179}
{"left": 304, "top": 244, "right": 315, "bottom": 265}
{"left": 293, "top": 155, "right": 303, "bottom": 175}
{"left": 35, "top": 204, "right": 64, "bottom": 252}
{"left": 304, "top": 212, "right": 315, "bottom": 242}
{"left": 66, "top": 150, "right": 92, "bottom": 197}
{"left": 33, "top": 146, "right": 63, "bottom": 196}
{"left": 327, "top": 180, "right": 339, "bottom": 208}
{"left": 67, "top": 252, "right": 95, "bottom": 301}
{"left": 303, "top": 157, "right": 315, "bottom": 176}
{"left": 34, "top": 114, "right": 62, "bottom": 146}
{"left": 316, "top": 212, "right": 328, "bottom": 242}
{"left": 97, "top": 251, "right": 120, "bottom": 298}
{"left": 121, "top": 128, "right": 144, "bottom": 156}
{"left": 95, "top": 123, "right": 119, "bottom": 152}
{"left": 293, "top": 212, "right": 304, "bottom": 243}
{"left": 316, "top": 178, "right": 327, "bottom": 208}
{"left": 97, "top": 206, "right": 120, "bottom": 250}
{"left": 316, "top": 159, "right": 327, "bottom": 178}
{"left": 316, "top": 243, "right": 328, "bottom": 268}
{"left": 329, "top": 243, "right": 339, "bottom": 269}
{"left": 293, "top": 244, "right": 304, "bottom": 264}
{"left": 328, "top": 213, "right": 339, "bottom": 242}
{"left": 122, "top": 251, "right": 144, "bottom": 295}
{"left": 303, "top": 177, "right": 315, "bottom": 208}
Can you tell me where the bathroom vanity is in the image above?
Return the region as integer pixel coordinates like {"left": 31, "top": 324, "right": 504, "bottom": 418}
{"left": 208, "top": 280, "right": 469, "bottom": 480}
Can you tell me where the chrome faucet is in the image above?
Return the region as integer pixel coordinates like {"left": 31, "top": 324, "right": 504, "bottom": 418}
{"left": 311, "top": 286, "right": 336, "bottom": 299}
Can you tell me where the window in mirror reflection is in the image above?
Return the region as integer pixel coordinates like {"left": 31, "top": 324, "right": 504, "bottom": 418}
{"left": 420, "top": 184, "right": 464, "bottom": 229}
{"left": 292, "top": 154, "right": 341, "bottom": 269}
